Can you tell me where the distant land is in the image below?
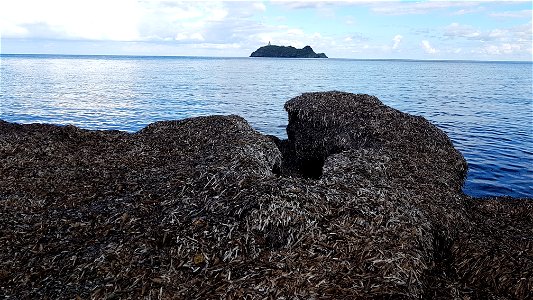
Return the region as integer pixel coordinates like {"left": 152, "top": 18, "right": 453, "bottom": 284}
{"left": 250, "top": 44, "right": 327, "bottom": 58}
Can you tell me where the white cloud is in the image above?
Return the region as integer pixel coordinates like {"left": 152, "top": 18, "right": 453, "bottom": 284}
{"left": 421, "top": 40, "right": 437, "bottom": 54}
{"left": 392, "top": 34, "right": 403, "bottom": 50}
{"left": 253, "top": 2, "right": 267, "bottom": 13}
{"left": 488, "top": 29, "right": 508, "bottom": 39}
{"left": 444, "top": 23, "right": 481, "bottom": 39}
{"left": 251, "top": 26, "right": 330, "bottom": 51}
{"left": 137, "top": 1, "right": 230, "bottom": 42}
{"left": 370, "top": 1, "right": 480, "bottom": 15}
{"left": 0, "top": 0, "right": 266, "bottom": 43}
{"left": 452, "top": 7, "right": 486, "bottom": 16}
{"left": 345, "top": 16, "right": 355, "bottom": 26}
{"left": 489, "top": 10, "right": 532, "bottom": 19}
{"left": 481, "top": 43, "right": 522, "bottom": 55}
{"left": 0, "top": 0, "right": 141, "bottom": 41}
{"left": 273, "top": 1, "right": 333, "bottom": 10}
{"left": 500, "top": 43, "right": 522, "bottom": 54}
{"left": 0, "top": 0, "right": 289, "bottom": 56}
{"left": 341, "top": 32, "right": 367, "bottom": 43}
{"left": 287, "top": 28, "right": 304, "bottom": 35}
{"left": 512, "top": 22, "right": 533, "bottom": 43}
{"left": 451, "top": 48, "right": 462, "bottom": 54}
{"left": 1, "top": 0, "right": 531, "bottom": 60}
{"left": 194, "top": 43, "right": 241, "bottom": 50}
{"left": 175, "top": 32, "right": 204, "bottom": 42}
{"left": 442, "top": 21, "right": 532, "bottom": 47}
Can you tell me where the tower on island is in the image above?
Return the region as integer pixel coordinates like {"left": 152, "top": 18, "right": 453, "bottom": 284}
{"left": 268, "top": 41, "right": 271, "bottom": 46}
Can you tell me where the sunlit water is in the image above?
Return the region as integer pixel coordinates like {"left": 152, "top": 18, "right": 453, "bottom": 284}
{"left": 1, "top": 54, "right": 531, "bottom": 198}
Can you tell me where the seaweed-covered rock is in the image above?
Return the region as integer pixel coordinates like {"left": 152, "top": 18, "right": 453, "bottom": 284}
{"left": 452, "top": 197, "right": 533, "bottom": 299}
{"left": 284, "top": 92, "right": 467, "bottom": 192}
{"left": 0, "top": 92, "right": 531, "bottom": 299}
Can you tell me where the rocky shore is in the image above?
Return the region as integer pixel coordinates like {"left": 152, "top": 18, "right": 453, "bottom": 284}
{"left": 1, "top": 92, "right": 531, "bottom": 299}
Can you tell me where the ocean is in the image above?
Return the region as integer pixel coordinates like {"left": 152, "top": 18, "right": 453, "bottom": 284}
{"left": 1, "top": 54, "right": 531, "bottom": 198}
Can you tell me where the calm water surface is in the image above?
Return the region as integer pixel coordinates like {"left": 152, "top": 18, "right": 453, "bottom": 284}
{"left": 1, "top": 54, "right": 532, "bottom": 198}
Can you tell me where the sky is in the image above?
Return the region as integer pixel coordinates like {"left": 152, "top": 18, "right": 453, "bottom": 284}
{"left": 1, "top": 0, "right": 532, "bottom": 60}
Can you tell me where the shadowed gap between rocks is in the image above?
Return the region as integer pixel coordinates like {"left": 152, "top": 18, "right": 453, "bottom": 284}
{"left": 267, "top": 107, "right": 352, "bottom": 179}
{"left": 267, "top": 135, "right": 345, "bottom": 179}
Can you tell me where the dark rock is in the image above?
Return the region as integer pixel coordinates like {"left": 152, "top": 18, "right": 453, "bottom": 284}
{"left": 284, "top": 92, "right": 467, "bottom": 192}
{"left": 0, "top": 92, "right": 530, "bottom": 299}
{"left": 250, "top": 45, "right": 328, "bottom": 58}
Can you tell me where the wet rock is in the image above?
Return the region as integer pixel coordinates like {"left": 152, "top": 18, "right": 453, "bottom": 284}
{"left": 0, "top": 92, "right": 530, "bottom": 299}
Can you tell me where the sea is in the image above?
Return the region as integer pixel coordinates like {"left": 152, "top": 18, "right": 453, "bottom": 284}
{"left": 1, "top": 54, "right": 532, "bottom": 198}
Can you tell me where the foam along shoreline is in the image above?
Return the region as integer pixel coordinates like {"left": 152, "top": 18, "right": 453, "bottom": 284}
{"left": 1, "top": 92, "right": 531, "bottom": 299}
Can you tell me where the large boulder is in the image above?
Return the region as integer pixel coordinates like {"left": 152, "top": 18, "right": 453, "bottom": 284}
{"left": 283, "top": 92, "right": 467, "bottom": 192}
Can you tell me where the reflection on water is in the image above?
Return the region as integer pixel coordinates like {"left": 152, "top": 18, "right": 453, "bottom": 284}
{"left": 1, "top": 55, "right": 532, "bottom": 198}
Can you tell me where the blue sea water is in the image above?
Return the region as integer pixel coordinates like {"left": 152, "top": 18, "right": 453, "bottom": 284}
{"left": 1, "top": 54, "right": 532, "bottom": 198}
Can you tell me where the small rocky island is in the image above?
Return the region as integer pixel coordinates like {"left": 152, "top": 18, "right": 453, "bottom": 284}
{"left": 250, "top": 44, "right": 327, "bottom": 58}
{"left": 1, "top": 92, "right": 531, "bottom": 299}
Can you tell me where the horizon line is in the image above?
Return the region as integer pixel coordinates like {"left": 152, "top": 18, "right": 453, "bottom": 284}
{"left": 1, "top": 53, "right": 532, "bottom": 63}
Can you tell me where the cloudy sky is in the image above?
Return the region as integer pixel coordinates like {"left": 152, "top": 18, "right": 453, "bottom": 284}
{"left": 1, "top": 0, "right": 531, "bottom": 60}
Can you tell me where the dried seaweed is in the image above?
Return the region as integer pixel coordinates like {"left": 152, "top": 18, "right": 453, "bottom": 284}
{"left": 0, "top": 93, "right": 531, "bottom": 299}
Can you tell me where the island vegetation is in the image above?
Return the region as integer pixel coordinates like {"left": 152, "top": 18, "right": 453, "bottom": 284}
{"left": 250, "top": 44, "right": 327, "bottom": 58}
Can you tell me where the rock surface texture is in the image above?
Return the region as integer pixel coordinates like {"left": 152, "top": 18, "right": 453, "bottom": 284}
{"left": 250, "top": 45, "right": 327, "bottom": 58}
{"left": 1, "top": 92, "right": 531, "bottom": 299}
